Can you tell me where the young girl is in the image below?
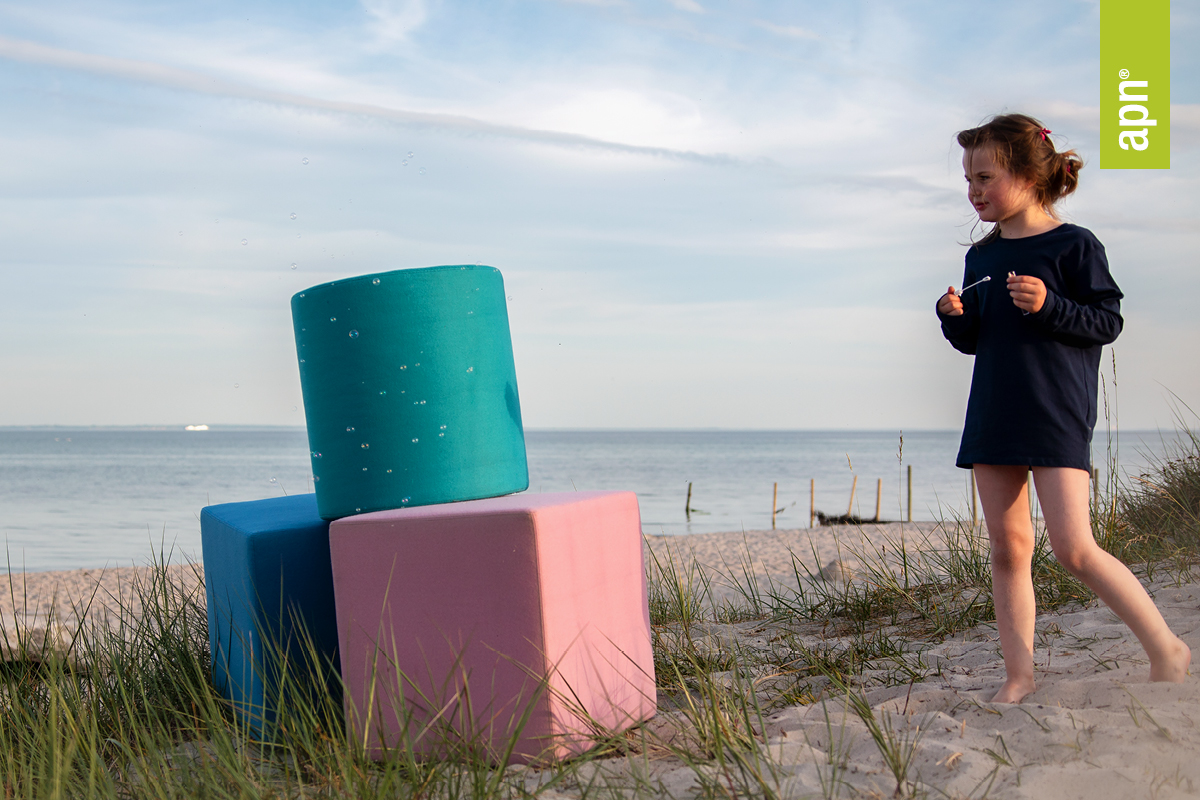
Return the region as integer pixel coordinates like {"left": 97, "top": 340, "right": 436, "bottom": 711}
{"left": 936, "top": 113, "right": 1190, "bottom": 704}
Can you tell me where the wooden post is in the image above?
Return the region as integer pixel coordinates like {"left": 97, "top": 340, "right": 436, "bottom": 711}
{"left": 906, "top": 464, "right": 912, "bottom": 523}
{"left": 810, "top": 479, "right": 815, "bottom": 528}
{"left": 685, "top": 481, "right": 692, "bottom": 521}
{"left": 847, "top": 475, "right": 858, "bottom": 517}
{"left": 970, "top": 468, "right": 978, "bottom": 527}
{"left": 874, "top": 478, "right": 882, "bottom": 522}
{"left": 772, "top": 482, "right": 778, "bottom": 530}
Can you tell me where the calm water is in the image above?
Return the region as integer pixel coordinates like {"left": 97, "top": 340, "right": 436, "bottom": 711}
{"left": 0, "top": 427, "right": 1183, "bottom": 572}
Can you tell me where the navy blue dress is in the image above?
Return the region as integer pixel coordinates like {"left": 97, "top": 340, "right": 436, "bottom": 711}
{"left": 938, "top": 224, "right": 1123, "bottom": 471}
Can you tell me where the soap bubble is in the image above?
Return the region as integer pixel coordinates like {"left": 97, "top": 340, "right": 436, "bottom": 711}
{"left": 356, "top": 507, "right": 361, "bottom": 511}
{"left": 302, "top": 157, "right": 309, "bottom": 165}
{"left": 372, "top": 278, "right": 381, "bottom": 285}
{"left": 400, "top": 365, "right": 407, "bottom": 370}
{"left": 361, "top": 443, "right": 369, "bottom": 449}
{"left": 349, "top": 330, "right": 359, "bottom": 338}
{"left": 291, "top": 263, "right": 298, "bottom": 270}
{"left": 379, "top": 390, "right": 386, "bottom": 396}
{"left": 270, "top": 477, "right": 277, "bottom": 483}
{"left": 402, "top": 160, "right": 408, "bottom": 167}
{"left": 412, "top": 438, "right": 418, "bottom": 443}
{"left": 299, "top": 359, "right": 305, "bottom": 363}
{"left": 439, "top": 433, "right": 444, "bottom": 437}
{"left": 241, "top": 239, "right": 248, "bottom": 246}
{"left": 330, "top": 317, "right": 336, "bottom": 322}
{"left": 299, "top": 293, "right": 305, "bottom": 297}
{"left": 346, "top": 426, "right": 355, "bottom": 432}
{"left": 387, "top": 469, "right": 392, "bottom": 473}
{"left": 234, "top": 383, "right": 239, "bottom": 388}
{"left": 407, "top": 151, "right": 414, "bottom": 158}
{"left": 290, "top": 213, "right": 296, "bottom": 220}
{"left": 313, "top": 475, "right": 320, "bottom": 481}
{"left": 440, "top": 425, "right": 447, "bottom": 429}
{"left": 466, "top": 366, "right": 474, "bottom": 373}
{"left": 419, "top": 167, "right": 426, "bottom": 175}
{"left": 402, "top": 497, "right": 410, "bottom": 504}
{"left": 312, "top": 452, "right": 322, "bottom": 458}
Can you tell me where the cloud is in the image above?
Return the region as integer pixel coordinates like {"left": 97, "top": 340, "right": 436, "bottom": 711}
{"left": 753, "top": 19, "right": 820, "bottom": 40}
{"left": 0, "top": 35, "right": 735, "bottom": 164}
{"left": 664, "top": 0, "right": 704, "bottom": 13}
{"left": 361, "top": 0, "right": 430, "bottom": 44}
{"left": 530, "top": 88, "right": 704, "bottom": 149}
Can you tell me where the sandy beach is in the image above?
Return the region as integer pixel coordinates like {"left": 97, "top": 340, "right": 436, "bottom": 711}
{"left": 5, "top": 524, "right": 1197, "bottom": 798}
{"left": 639, "top": 524, "right": 1200, "bottom": 799}
{"left": 0, "top": 563, "right": 204, "bottom": 662}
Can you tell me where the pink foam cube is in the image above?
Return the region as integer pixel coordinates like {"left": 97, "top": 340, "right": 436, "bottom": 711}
{"left": 329, "top": 491, "right": 655, "bottom": 764}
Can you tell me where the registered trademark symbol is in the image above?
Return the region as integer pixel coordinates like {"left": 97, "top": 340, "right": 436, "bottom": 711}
{"left": 1119, "top": 68, "right": 1130, "bottom": 79}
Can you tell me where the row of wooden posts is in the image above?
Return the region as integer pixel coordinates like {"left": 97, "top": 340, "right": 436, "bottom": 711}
{"left": 687, "top": 465, "right": 1103, "bottom": 530}
{"left": 788, "top": 471, "right": 903, "bottom": 530}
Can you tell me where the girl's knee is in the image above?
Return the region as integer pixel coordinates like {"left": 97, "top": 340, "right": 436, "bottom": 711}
{"left": 1052, "top": 541, "right": 1098, "bottom": 576}
{"left": 990, "top": 541, "right": 1034, "bottom": 574}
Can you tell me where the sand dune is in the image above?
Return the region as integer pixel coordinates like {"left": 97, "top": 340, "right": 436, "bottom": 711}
{"left": 4, "top": 526, "right": 1197, "bottom": 798}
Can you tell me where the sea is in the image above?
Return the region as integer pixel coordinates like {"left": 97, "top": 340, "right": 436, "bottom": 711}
{"left": 0, "top": 427, "right": 1187, "bottom": 573}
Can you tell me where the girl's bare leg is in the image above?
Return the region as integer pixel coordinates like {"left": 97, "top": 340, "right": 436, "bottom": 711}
{"left": 1034, "top": 466, "right": 1190, "bottom": 682}
{"left": 974, "top": 464, "right": 1039, "bottom": 703}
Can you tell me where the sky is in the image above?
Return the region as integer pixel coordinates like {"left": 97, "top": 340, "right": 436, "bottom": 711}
{"left": 1, "top": 0, "right": 1197, "bottom": 430}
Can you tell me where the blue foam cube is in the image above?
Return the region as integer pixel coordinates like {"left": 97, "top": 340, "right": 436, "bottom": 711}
{"left": 200, "top": 494, "right": 341, "bottom": 735}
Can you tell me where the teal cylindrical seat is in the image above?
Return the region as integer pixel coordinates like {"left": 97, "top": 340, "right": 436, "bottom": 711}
{"left": 292, "top": 265, "right": 528, "bottom": 520}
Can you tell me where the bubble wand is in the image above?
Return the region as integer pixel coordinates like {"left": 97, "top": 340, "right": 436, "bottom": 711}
{"left": 956, "top": 275, "right": 991, "bottom": 295}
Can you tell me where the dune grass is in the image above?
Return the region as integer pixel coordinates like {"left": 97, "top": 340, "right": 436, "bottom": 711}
{"left": 2, "top": 421, "right": 1199, "bottom": 798}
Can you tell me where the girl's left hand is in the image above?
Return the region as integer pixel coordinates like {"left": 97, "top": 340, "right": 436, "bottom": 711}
{"left": 1007, "top": 274, "right": 1047, "bottom": 314}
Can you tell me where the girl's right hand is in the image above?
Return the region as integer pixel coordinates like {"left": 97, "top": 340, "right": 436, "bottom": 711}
{"left": 937, "top": 286, "right": 964, "bottom": 316}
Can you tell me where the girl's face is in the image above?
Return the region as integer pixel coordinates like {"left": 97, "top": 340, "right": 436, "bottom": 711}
{"left": 963, "top": 146, "right": 1039, "bottom": 225}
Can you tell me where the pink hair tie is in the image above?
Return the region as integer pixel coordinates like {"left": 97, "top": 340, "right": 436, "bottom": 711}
{"left": 1039, "top": 128, "right": 1052, "bottom": 140}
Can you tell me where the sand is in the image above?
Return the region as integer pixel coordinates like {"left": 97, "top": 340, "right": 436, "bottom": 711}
{"left": 636, "top": 524, "right": 1200, "bottom": 798}
{"left": 0, "top": 563, "right": 203, "bottom": 662}
{"left": 3, "top": 526, "right": 1197, "bottom": 798}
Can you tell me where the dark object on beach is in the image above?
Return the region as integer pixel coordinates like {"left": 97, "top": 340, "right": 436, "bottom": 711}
{"left": 815, "top": 510, "right": 889, "bottom": 526}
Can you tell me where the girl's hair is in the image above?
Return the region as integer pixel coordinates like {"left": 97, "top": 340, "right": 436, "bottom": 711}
{"left": 958, "top": 113, "right": 1083, "bottom": 243}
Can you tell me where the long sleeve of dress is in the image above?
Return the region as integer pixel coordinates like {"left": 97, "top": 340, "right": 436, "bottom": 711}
{"left": 938, "top": 301, "right": 980, "bottom": 354}
{"left": 1028, "top": 235, "right": 1123, "bottom": 347}
{"left": 938, "top": 269, "right": 982, "bottom": 355}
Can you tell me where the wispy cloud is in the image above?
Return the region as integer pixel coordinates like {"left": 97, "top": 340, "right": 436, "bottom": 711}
{"left": 0, "top": 35, "right": 735, "bottom": 164}
{"left": 664, "top": 0, "right": 704, "bottom": 13}
{"left": 547, "top": 0, "right": 627, "bottom": 6}
{"left": 753, "top": 19, "right": 820, "bottom": 40}
{"left": 361, "top": 0, "right": 430, "bottom": 44}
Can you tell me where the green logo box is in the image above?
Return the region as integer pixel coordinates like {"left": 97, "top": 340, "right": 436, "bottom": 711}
{"left": 1100, "top": 0, "right": 1170, "bottom": 169}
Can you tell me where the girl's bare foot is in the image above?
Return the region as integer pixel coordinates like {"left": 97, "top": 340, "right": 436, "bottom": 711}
{"left": 1150, "top": 637, "right": 1191, "bottom": 683}
{"left": 990, "top": 677, "right": 1035, "bottom": 704}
